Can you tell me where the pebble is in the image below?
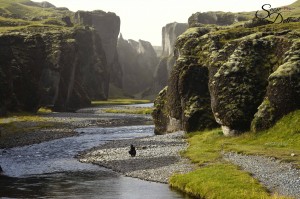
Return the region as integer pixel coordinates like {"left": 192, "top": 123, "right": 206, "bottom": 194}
{"left": 224, "top": 152, "right": 300, "bottom": 199}
{"left": 78, "top": 131, "right": 194, "bottom": 183}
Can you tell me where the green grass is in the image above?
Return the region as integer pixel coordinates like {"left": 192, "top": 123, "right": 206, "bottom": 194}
{"left": 0, "top": 112, "right": 51, "bottom": 136}
{"left": 92, "top": 99, "right": 151, "bottom": 106}
{"left": 37, "top": 107, "right": 53, "bottom": 114}
{"left": 103, "top": 107, "right": 153, "bottom": 115}
{"left": 0, "top": 113, "right": 45, "bottom": 124}
{"left": 170, "top": 110, "right": 300, "bottom": 198}
{"left": 0, "top": 0, "right": 73, "bottom": 33}
{"left": 170, "top": 164, "right": 290, "bottom": 199}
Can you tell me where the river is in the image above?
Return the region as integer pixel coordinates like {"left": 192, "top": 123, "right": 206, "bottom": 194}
{"left": 0, "top": 104, "right": 191, "bottom": 199}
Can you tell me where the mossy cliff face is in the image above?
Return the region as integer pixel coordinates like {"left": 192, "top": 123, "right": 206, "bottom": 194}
{"left": 153, "top": 27, "right": 219, "bottom": 134}
{"left": 0, "top": 27, "right": 107, "bottom": 114}
{"left": 252, "top": 39, "right": 300, "bottom": 132}
{"left": 153, "top": 23, "right": 300, "bottom": 135}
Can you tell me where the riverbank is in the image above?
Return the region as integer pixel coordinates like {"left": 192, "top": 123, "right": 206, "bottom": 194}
{"left": 78, "top": 131, "right": 194, "bottom": 183}
{"left": 170, "top": 110, "right": 300, "bottom": 199}
{"left": 0, "top": 106, "right": 152, "bottom": 149}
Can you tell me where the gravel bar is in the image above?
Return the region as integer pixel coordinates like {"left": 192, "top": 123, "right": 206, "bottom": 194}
{"left": 224, "top": 152, "right": 300, "bottom": 199}
{"left": 0, "top": 110, "right": 152, "bottom": 149}
{"left": 78, "top": 131, "right": 194, "bottom": 183}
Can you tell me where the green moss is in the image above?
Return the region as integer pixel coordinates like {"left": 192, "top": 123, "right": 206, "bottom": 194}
{"left": 251, "top": 98, "right": 276, "bottom": 132}
{"left": 103, "top": 107, "right": 153, "bottom": 115}
{"left": 91, "top": 99, "right": 151, "bottom": 106}
{"left": 42, "top": 18, "right": 65, "bottom": 26}
{"left": 270, "top": 61, "right": 299, "bottom": 78}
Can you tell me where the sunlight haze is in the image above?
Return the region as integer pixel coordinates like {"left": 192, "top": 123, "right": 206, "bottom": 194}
{"left": 33, "top": 0, "right": 297, "bottom": 45}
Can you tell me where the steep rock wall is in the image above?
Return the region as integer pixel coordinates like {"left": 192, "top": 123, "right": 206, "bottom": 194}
{"left": 148, "top": 22, "right": 188, "bottom": 97}
{"left": 117, "top": 35, "right": 158, "bottom": 95}
{"left": 153, "top": 23, "right": 300, "bottom": 135}
{"left": 162, "top": 23, "right": 189, "bottom": 57}
{"left": 75, "top": 10, "right": 122, "bottom": 92}
{"left": 0, "top": 27, "right": 107, "bottom": 115}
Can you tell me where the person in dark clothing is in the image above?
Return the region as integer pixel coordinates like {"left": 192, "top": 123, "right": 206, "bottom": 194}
{"left": 129, "top": 144, "right": 136, "bottom": 157}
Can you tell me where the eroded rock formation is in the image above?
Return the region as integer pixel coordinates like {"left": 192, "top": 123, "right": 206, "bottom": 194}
{"left": 0, "top": 27, "right": 107, "bottom": 114}
{"left": 75, "top": 10, "right": 122, "bottom": 91}
{"left": 0, "top": 2, "right": 124, "bottom": 115}
{"left": 152, "top": 22, "right": 300, "bottom": 135}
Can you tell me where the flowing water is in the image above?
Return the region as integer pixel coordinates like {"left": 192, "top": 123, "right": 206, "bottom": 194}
{"left": 0, "top": 105, "right": 191, "bottom": 199}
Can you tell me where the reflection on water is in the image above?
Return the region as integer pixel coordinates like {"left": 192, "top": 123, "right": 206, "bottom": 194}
{"left": 0, "top": 171, "right": 189, "bottom": 199}
{"left": 0, "top": 125, "right": 192, "bottom": 199}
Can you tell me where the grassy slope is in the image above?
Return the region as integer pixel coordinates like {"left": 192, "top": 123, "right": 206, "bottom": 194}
{"left": 170, "top": 110, "right": 300, "bottom": 199}
{"left": 0, "top": 0, "right": 73, "bottom": 32}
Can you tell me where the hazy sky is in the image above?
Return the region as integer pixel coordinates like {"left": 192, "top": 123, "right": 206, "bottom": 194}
{"left": 33, "top": 0, "right": 296, "bottom": 46}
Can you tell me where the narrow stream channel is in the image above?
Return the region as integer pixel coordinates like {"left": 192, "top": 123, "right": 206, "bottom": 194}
{"left": 0, "top": 105, "right": 191, "bottom": 199}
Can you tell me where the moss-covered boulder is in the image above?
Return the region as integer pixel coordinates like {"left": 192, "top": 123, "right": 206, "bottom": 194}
{"left": 252, "top": 39, "right": 300, "bottom": 131}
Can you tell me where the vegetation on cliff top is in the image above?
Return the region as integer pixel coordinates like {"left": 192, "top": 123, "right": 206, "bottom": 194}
{"left": 170, "top": 110, "right": 300, "bottom": 198}
{"left": 0, "top": 0, "right": 73, "bottom": 33}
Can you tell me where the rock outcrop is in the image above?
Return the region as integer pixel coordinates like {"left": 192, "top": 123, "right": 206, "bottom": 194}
{"left": 188, "top": 11, "right": 249, "bottom": 27}
{"left": 117, "top": 35, "right": 158, "bottom": 95}
{"left": 162, "top": 23, "right": 189, "bottom": 57}
{"left": 152, "top": 21, "right": 300, "bottom": 135}
{"left": 147, "top": 22, "right": 188, "bottom": 97}
{"left": 0, "top": 27, "right": 107, "bottom": 114}
{"left": 75, "top": 10, "right": 122, "bottom": 92}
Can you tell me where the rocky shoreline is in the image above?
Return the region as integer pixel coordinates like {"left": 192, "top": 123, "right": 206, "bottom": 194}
{"left": 77, "top": 129, "right": 300, "bottom": 199}
{"left": 77, "top": 131, "right": 194, "bottom": 183}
